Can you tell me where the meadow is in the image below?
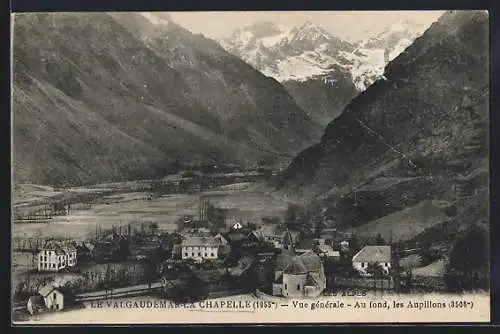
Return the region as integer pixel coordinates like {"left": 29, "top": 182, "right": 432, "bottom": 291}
{"left": 12, "top": 181, "right": 289, "bottom": 240}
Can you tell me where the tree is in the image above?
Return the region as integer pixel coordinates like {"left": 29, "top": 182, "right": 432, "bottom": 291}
{"left": 447, "top": 224, "right": 488, "bottom": 273}
{"left": 284, "top": 204, "right": 307, "bottom": 231}
{"left": 349, "top": 235, "right": 361, "bottom": 254}
{"left": 444, "top": 224, "right": 489, "bottom": 291}
{"left": 116, "top": 238, "right": 130, "bottom": 261}
{"left": 206, "top": 203, "right": 226, "bottom": 228}
{"left": 312, "top": 239, "right": 321, "bottom": 255}
{"left": 366, "top": 262, "right": 386, "bottom": 278}
{"left": 375, "top": 233, "right": 386, "bottom": 245}
{"left": 145, "top": 258, "right": 158, "bottom": 291}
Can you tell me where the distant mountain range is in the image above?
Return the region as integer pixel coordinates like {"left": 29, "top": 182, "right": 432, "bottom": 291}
{"left": 12, "top": 12, "right": 319, "bottom": 186}
{"left": 277, "top": 10, "right": 489, "bottom": 246}
{"left": 221, "top": 20, "right": 430, "bottom": 125}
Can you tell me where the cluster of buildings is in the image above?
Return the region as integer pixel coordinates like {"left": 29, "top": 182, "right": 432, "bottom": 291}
{"left": 167, "top": 217, "right": 394, "bottom": 299}
{"left": 29, "top": 215, "right": 394, "bottom": 304}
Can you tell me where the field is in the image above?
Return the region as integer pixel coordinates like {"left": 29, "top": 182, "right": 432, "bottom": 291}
{"left": 12, "top": 184, "right": 64, "bottom": 206}
{"left": 412, "top": 259, "right": 447, "bottom": 277}
{"left": 12, "top": 181, "right": 289, "bottom": 240}
{"left": 348, "top": 200, "right": 450, "bottom": 242}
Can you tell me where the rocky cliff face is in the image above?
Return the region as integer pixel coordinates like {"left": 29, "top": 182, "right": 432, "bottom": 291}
{"left": 278, "top": 11, "right": 489, "bottom": 240}
{"left": 12, "top": 13, "right": 318, "bottom": 186}
{"left": 221, "top": 20, "right": 433, "bottom": 127}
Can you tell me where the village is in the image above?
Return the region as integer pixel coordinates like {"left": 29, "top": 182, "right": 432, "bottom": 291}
{"left": 11, "top": 166, "right": 462, "bottom": 320}
{"left": 12, "top": 188, "right": 450, "bottom": 319}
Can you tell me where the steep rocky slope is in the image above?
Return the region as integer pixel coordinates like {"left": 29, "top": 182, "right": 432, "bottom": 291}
{"left": 278, "top": 11, "right": 489, "bottom": 242}
{"left": 12, "top": 13, "right": 318, "bottom": 186}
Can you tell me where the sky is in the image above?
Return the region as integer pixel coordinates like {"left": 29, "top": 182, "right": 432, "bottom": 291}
{"left": 166, "top": 11, "right": 446, "bottom": 42}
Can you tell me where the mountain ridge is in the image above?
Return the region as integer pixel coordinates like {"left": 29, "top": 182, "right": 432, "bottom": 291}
{"left": 221, "top": 19, "right": 433, "bottom": 126}
{"left": 12, "top": 12, "right": 319, "bottom": 186}
{"left": 276, "top": 10, "right": 489, "bottom": 240}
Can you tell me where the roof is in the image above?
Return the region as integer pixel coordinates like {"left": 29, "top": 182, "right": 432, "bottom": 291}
{"left": 283, "top": 251, "right": 323, "bottom": 275}
{"left": 256, "top": 224, "right": 280, "bottom": 237}
{"left": 352, "top": 245, "right": 391, "bottom": 263}
{"left": 214, "top": 233, "right": 228, "bottom": 244}
{"left": 197, "top": 227, "right": 211, "bottom": 234}
{"left": 42, "top": 240, "right": 77, "bottom": 255}
{"left": 318, "top": 244, "right": 340, "bottom": 256}
{"left": 181, "top": 236, "right": 221, "bottom": 247}
{"left": 305, "top": 275, "right": 317, "bottom": 286}
{"left": 249, "top": 231, "right": 262, "bottom": 241}
{"left": 39, "top": 285, "right": 57, "bottom": 297}
{"left": 28, "top": 295, "right": 45, "bottom": 309}
{"left": 229, "top": 256, "right": 255, "bottom": 276}
{"left": 275, "top": 251, "right": 295, "bottom": 271}
{"left": 282, "top": 230, "right": 300, "bottom": 245}
{"left": 274, "top": 273, "right": 283, "bottom": 284}
{"left": 28, "top": 295, "right": 44, "bottom": 304}
{"left": 226, "top": 232, "right": 247, "bottom": 243}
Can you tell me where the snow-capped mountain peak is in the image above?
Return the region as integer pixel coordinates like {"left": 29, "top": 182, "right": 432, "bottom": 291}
{"left": 140, "top": 12, "right": 174, "bottom": 26}
{"left": 289, "top": 21, "right": 332, "bottom": 42}
{"left": 221, "top": 19, "right": 433, "bottom": 89}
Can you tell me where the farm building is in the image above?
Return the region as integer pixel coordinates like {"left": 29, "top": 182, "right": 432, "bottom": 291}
{"left": 39, "top": 285, "right": 65, "bottom": 311}
{"left": 352, "top": 245, "right": 392, "bottom": 276}
{"left": 252, "top": 225, "right": 301, "bottom": 249}
{"left": 317, "top": 244, "right": 340, "bottom": 260}
{"left": 272, "top": 250, "right": 326, "bottom": 298}
{"left": 26, "top": 295, "right": 45, "bottom": 315}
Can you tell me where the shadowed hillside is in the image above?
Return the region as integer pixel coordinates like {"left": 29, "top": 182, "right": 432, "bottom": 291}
{"left": 12, "top": 13, "right": 319, "bottom": 186}
{"left": 277, "top": 11, "right": 489, "bottom": 248}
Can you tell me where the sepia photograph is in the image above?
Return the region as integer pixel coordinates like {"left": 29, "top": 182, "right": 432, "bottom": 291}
{"left": 10, "top": 10, "right": 490, "bottom": 324}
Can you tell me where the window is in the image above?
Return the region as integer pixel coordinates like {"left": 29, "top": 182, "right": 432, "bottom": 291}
{"left": 204, "top": 253, "right": 207, "bottom": 257}
{"left": 192, "top": 253, "right": 194, "bottom": 256}
{"left": 284, "top": 284, "right": 287, "bottom": 290}
{"left": 297, "top": 284, "right": 300, "bottom": 291}
{"left": 198, "top": 253, "right": 201, "bottom": 257}
{"left": 211, "top": 253, "right": 214, "bottom": 257}
{"left": 185, "top": 253, "right": 188, "bottom": 257}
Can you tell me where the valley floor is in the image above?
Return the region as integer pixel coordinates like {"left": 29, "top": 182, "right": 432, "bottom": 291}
{"left": 12, "top": 180, "right": 289, "bottom": 240}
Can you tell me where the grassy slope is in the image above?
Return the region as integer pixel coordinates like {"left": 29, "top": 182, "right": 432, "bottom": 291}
{"left": 348, "top": 200, "right": 449, "bottom": 242}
